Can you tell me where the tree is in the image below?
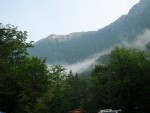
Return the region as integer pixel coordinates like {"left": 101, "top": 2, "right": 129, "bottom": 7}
{"left": 0, "top": 24, "right": 50, "bottom": 113}
{"left": 108, "top": 47, "right": 150, "bottom": 113}
{"left": 60, "top": 71, "right": 89, "bottom": 113}
{"left": 89, "top": 65, "right": 111, "bottom": 111}
{"left": 15, "top": 57, "right": 49, "bottom": 113}
{"left": 47, "top": 65, "right": 67, "bottom": 113}
{"left": 90, "top": 47, "right": 150, "bottom": 113}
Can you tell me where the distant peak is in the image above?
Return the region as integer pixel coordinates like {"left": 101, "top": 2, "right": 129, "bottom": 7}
{"left": 50, "top": 34, "right": 61, "bottom": 39}
{"left": 46, "top": 34, "right": 68, "bottom": 42}
{"left": 46, "top": 32, "right": 86, "bottom": 42}
{"left": 127, "top": 0, "right": 150, "bottom": 17}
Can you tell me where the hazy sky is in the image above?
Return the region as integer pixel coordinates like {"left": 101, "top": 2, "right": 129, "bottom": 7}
{"left": 0, "top": 0, "right": 140, "bottom": 42}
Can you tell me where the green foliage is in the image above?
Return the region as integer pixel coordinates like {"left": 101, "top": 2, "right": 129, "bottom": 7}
{"left": 16, "top": 57, "right": 49, "bottom": 113}
{"left": 109, "top": 47, "right": 150, "bottom": 112}
{"left": 46, "top": 65, "right": 67, "bottom": 113}
{"left": 45, "top": 68, "right": 90, "bottom": 113}
{"left": 0, "top": 26, "right": 89, "bottom": 113}
{"left": 89, "top": 47, "right": 150, "bottom": 113}
{"left": 1, "top": 24, "right": 150, "bottom": 113}
{"left": 0, "top": 24, "right": 50, "bottom": 113}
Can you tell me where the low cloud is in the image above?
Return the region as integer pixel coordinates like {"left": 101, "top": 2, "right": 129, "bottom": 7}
{"left": 61, "top": 29, "right": 150, "bottom": 74}
{"left": 122, "top": 29, "right": 150, "bottom": 50}
{"left": 47, "top": 29, "right": 150, "bottom": 74}
{"left": 63, "top": 49, "right": 112, "bottom": 73}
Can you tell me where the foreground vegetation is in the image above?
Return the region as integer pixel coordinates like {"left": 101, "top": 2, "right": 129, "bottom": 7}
{"left": 0, "top": 24, "right": 150, "bottom": 113}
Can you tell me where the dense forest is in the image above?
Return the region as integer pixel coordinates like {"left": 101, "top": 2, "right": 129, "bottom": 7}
{"left": 0, "top": 24, "right": 150, "bottom": 113}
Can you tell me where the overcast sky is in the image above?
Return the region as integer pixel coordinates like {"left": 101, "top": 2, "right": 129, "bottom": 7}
{"left": 0, "top": 0, "right": 140, "bottom": 42}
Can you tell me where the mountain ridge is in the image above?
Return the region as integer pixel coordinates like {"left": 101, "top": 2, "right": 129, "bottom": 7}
{"left": 28, "top": 0, "right": 150, "bottom": 65}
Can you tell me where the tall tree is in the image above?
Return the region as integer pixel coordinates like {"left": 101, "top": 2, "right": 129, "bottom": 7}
{"left": 90, "top": 47, "right": 150, "bottom": 113}
{"left": 108, "top": 47, "right": 150, "bottom": 113}
{"left": 0, "top": 24, "right": 50, "bottom": 113}
{"left": 47, "top": 65, "right": 67, "bottom": 113}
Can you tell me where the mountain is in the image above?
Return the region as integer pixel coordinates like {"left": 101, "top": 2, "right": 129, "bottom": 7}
{"left": 28, "top": 0, "right": 150, "bottom": 66}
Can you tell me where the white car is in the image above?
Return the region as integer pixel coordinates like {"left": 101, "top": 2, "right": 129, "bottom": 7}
{"left": 98, "top": 109, "right": 121, "bottom": 113}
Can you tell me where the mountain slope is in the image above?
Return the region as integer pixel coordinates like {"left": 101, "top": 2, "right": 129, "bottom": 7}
{"left": 28, "top": 0, "right": 150, "bottom": 65}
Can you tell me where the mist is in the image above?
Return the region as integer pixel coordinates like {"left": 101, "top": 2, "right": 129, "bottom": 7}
{"left": 48, "top": 29, "right": 150, "bottom": 74}
{"left": 62, "top": 49, "right": 112, "bottom": 74}
{"left": 122, "top": 29, "right": 150, "bottom": 50}
{"left": 63, "top": 30, "right": 150, "bottom": 74}
{"left": 65, "top": 29, "right": 150, "bottom": 74}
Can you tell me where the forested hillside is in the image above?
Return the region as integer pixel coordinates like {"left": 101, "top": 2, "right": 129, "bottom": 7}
{"left": 1, "top": 0, "right": 150, "bottom": 113}
{"left": 28, "top": 0, "right": 150, "bottom": 65}
{"left": 1, "top": 24, "right": 150, "bottom": 113}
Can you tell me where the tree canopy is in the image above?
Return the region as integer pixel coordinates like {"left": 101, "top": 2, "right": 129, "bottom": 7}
{"left": 89, "top": 47, "right": 150, "bottom": 113}
{"left": 0, "top": 24, "right": 49, "bottom": 113}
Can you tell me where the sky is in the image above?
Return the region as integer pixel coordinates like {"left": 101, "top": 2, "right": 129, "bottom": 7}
{"left": 0, "top": 0, "right": 140, "bottom": 42}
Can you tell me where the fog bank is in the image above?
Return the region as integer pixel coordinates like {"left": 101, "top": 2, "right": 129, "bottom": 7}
{"left": 48, "top": 29, "right": 150, "bottom": 74}
{"left": 123, "top": 29, "right": 150, "bottom": 50}
{"left": 63, "top": 49, "right": 112, "bottom": 73}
